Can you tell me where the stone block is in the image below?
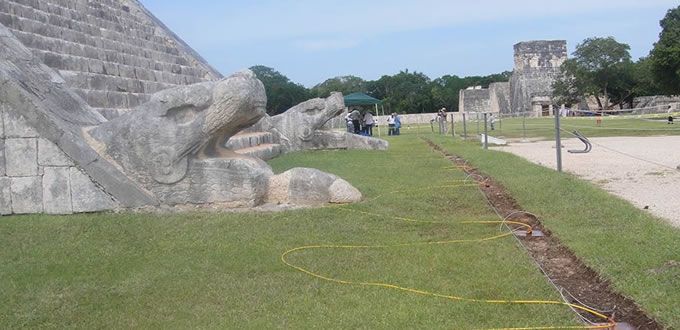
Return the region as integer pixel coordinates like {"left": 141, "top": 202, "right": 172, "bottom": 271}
{"left": 0, "top": 139, "right": 4, "bottom": 176}
{"left": 5, "top": 138, "right": 38, "bottom": 176}
{"left": 0, "top": 105, "right": 4, "bottom": 138}
{"left": 38, "top": 138, "right": 74, "bottom": 166}
{"left": 2, "top": 107, "right": 39, "bottom": 137}
{"left": 43, "top": 167, "right": 73, "bottom": 214}
{"left": 70, "top": 167, "right": 117, "bottom": 213}
{"left": 10, "top": 176, "right": 43, "bottom": 214}
{"left": 0, "top": 177, "right": 10, "bottom": 215}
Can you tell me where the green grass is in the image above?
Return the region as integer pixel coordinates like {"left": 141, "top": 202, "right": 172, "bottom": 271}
{"left": 483, "top": 116, "right": 680, "bottom": 140}
{"left": 372, "top": 115, "right": 680, "bottom": 141}
{"left": 431, "top": 135, "right": 680, "bottom": 328}
{"left": 0, "top": 138, "right": 585, "bottom": 328}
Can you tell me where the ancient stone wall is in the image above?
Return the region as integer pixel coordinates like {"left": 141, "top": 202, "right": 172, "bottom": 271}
{"left": 633, "top": 95, "right": 680, "bottom": 109}
{"left": 0, "top": 103, "right": 118, "bottom": 215}
{"left": 459, "top": 88, "right": 490, "bottom": 113}
{"left": 489, "top": 82, "right": 511, "bottom": 114}
{"left": 510, "top": 40, "right": 566, "bottom": 113}
{"left": 0, "top": 0, "right": 222, "bottom": 119}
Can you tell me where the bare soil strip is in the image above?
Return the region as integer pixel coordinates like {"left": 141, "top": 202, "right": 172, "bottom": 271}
{"left": 425, "top": 139, "right": 661, "bottom": 329}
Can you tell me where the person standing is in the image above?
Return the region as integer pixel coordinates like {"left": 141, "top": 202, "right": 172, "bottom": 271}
{"left": 345, "top": 111, "right": 354, "bottom": 133}
{"left": 394, "top": 113, "right": 402, "bottom": 135}
{"left": 489, "top": 113, "right": 496, "bottom": 130}
{"left": 350, "top": 108, "right": 361, "bottom": 134}
{"left": 363, "top": 111, "right": 375, "bottom": 136}
{"left": 387, "top": 113, "right": 396, "bottom": 136}
{"left": 438, "top": 107, "right": 447, "bottom": 134}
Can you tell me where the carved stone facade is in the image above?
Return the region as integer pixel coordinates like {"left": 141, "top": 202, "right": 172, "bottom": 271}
{"left": 459, "top": 40, "right": 567, "bottom": 117}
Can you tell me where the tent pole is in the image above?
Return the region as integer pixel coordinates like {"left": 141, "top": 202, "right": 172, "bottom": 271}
{"left": 375, "top": 104, "right": 380, "bottom": 137}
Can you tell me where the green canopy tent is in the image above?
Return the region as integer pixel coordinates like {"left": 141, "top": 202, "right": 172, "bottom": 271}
{"left": 344, "top": 92, "right": 384, "bottom": 136}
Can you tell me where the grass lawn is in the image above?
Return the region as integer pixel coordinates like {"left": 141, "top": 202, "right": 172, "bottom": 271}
{"left": 0, "top": 137, "right": 585, "bottom": 328}
{"left": 430, "top": 135, "right": 680, "bottom": 328}
{"left": 444, "top": 115, "right": 680, "bottom": 140}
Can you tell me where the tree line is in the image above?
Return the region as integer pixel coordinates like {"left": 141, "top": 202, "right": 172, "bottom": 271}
{"left": 249, "top": 65, "right": 510, "bottom": 116}
{"left": 253, "top": 5, "right": 680, "bottom": 115}
{"left": 550, "top": 6, "right": 679, "bottom": 110}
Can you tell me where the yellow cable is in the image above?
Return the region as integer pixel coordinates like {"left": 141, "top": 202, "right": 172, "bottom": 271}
{"left": 281, "top": 185, "right": 616, "bottom": 329}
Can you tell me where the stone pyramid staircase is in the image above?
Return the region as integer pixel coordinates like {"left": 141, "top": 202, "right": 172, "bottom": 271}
{"left": 0, "top": 0, "right": 221, "bottom": 119}
{"left": 225, "top": 131, "right": 282, "bottom": 161}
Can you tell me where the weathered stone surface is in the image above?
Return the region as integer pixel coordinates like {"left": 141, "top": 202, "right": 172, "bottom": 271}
{"left": 43, "top": 167, "right": 73, "bottom": 214}
{"left": 5, "top": 138, "right": 38, "bottom": 177}
{"left": 90, "top": 72, "right": 263, "bottom": 183}
{"left": 299, "top": 131, "right": 389, "bottom": 151}
{"left": 0, "top": 104, "right": 4, "bottom": 138}
{"left": 243, "top": 93, "right": 388, "bottom": 155}
{"left": 10, "top": 176, "right": 43, "bottom": 214}
{"left": 458, "top": 40, "right": 566, "bottom": 116}
{"left": 0, "top": 23, "right": 157, "bottom": 208}
{"left": 0, "top": 177, "right": 11, "bottom": 215}
{"left": 70, "top": 167, "right": 117, "bottom": 213}
{"left": 0, "top": 0, "right": 222, "bottom": 114}
{"left": 2, "top": 107, "right": 39, "bottom": 137}
{"left": 0, "top": 139, "right": 5, "bottom": 176}
{"left": 511, "top": 40, "right": 567, "bottom": 114}
{"left": 155, "top": 157, "right": 274, "bottom": 207}
{"left": 267, "top": 167, "right": 362, "bottom": 205}
{"left": 0, "top": 16, "right": 364, "bottom": 211}
{"left": 38, "top": 138, "right": 74, "bottom": 166}
{"left": 459, "top": 88, "right": 491, "bottom": 113}
{"left": 329, "top": 179, "right": 362, "bottom": 204}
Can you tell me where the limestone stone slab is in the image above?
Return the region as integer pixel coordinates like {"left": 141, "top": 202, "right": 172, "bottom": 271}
{"left": 38, "top": 138, "right": 74, "bottom": 166}
{"left": 0, "top": 139, "right": 5, "bottom": 176}
{"left": 0, "top": 177, "right": 10, "bottom": 215}
{"left": 10, "top": 176, "right": 43, "bottom": 214}
{"left": 5, "top": 138, "right": 38, "bottom": 176}
{"left": 70, "top": 167, "right": 117, "bottom": 213}
{"left": 43, "top": 167, "right": 73, "bottom": 214}
{"left": 2, "top": 108, "right": 38, "bottom": 138}
{"left": 0, "top": 104, "right": 4, "bottom": 138}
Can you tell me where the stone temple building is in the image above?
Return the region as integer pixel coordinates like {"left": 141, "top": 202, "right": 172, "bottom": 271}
{"left": 0, "top": 0, "right": 373, "bottom": 215}
{"left": 459, "top": 40, "right": 567, "bottom": 116}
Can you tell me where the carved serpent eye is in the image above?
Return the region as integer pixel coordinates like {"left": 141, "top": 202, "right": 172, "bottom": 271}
{"left": 166, "top": 105, "right": 197, "bottom": 126}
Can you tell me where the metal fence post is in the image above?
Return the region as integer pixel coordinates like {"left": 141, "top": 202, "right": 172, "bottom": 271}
{"left": 451, "top": 113, "right": 455, "bottom": 137}
{"left": 483, "top": 113, "right": 488, "bottom": 150}
{"left": 555, "top": 109, "right": 562, "bottom": 172}
{"left": 462, "top": 112, "right": 467, "bottom": 139}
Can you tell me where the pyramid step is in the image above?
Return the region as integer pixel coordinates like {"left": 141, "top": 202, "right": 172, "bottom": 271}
{"left": 234, "top": 143, "right": 282, "bottom": 161}
{"left": 226, "top": 131, "right": 275, "bottom": 150}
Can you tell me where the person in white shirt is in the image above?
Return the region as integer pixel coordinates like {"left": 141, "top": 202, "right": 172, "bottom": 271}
{"left": 363, "top": 112, "right": 375, "bottom": 136}
{"left": 387, "top": 113, "right": 396, "bottom": 136}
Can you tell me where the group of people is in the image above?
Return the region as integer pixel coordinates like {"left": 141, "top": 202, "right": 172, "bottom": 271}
{"left": 345, "top": 108, "right": 401, "bottom": 136}
{"left": 346, "top": 108, "right": 375, "bottom": 136}
{"left": 386, "top": 112, "right": 402, "bottom": 136}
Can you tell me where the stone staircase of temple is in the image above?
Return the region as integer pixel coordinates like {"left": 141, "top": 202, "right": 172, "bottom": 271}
{"left": 0, "top": 0, "right": 221, "bottom": 119}
{"left": 225, "top": 131, "right": 282, "bottom": 161}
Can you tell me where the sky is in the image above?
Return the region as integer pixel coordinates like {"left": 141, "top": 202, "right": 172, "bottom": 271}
{"left": 140, "top": 0, "right": 678, "bottom": 87}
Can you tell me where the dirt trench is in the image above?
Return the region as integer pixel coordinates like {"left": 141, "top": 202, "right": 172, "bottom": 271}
{"left": 425, "top": 138, "right": 662, "bottom": 330}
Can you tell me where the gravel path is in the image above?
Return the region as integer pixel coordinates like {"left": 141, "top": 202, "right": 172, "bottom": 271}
{"left": 495, "top": 136, "right": 680, "bottom": 227}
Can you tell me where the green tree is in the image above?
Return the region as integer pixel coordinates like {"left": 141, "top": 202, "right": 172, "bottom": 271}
{"left": 311, "top": 76, "right": 367, "bottom": 98}
{"left": 650, "top": 5, "right": 680, "bottom": 95}
{"left": 367, "top": 70, "right": 433, "bottom": 114}
{"left": 552, "top": 37, "right": 632, "bottom": 109}
{"left": 249, "top": 65, "right": 310, "bottom": 115}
